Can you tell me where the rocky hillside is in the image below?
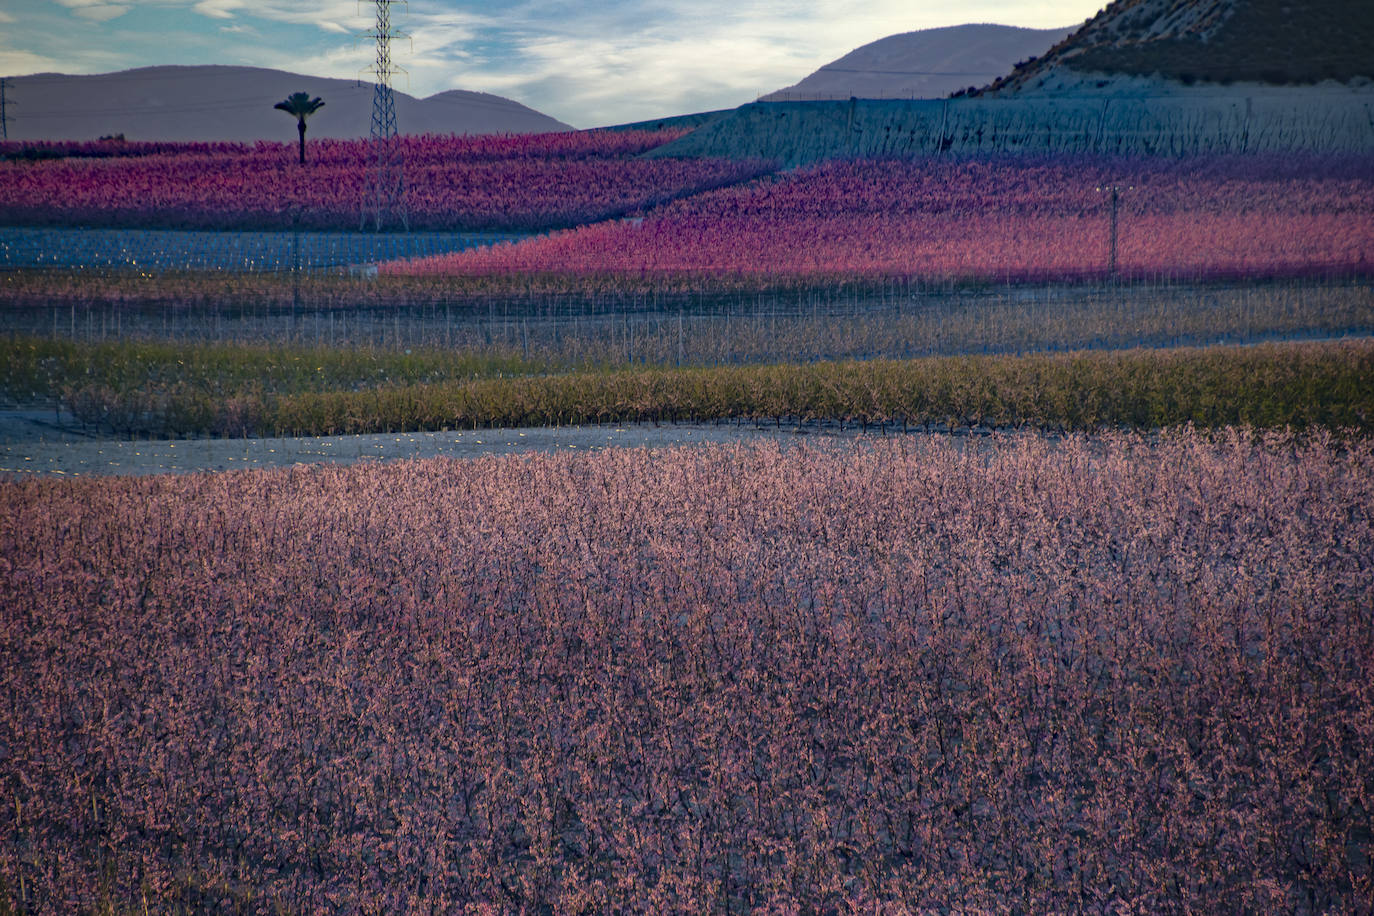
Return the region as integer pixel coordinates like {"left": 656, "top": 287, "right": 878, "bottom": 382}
{"left": 988, "top": 0, "right": 1374, "bottom": 94}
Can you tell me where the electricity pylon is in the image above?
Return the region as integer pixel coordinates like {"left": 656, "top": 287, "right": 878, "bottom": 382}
{"left": 361, "top": 0, "right": 408, "bottom": 231}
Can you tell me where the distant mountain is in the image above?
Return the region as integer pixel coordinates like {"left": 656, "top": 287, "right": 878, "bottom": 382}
{"left": 987, "top": 0, "right": 1374, "bottom": 94}
{"left": 0, "top": 66, "right": 572, "bottom": 142}
{"left": 598, "top": 110, "right": 735, "bottom": 133}
{"left": 648, "top": 3, "right": 1373, "bottom": 165}
{"left": 760, "top": 24, "right": 1076, "bottom": 102}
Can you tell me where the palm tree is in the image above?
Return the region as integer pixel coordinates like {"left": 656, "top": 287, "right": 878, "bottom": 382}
{"left": 274, "top": 92, "right": 325, "bottom": 165}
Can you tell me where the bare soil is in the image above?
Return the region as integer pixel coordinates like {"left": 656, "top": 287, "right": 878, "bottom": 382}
{"left": 0, "top": 410, "right": 846, "bottom": 477}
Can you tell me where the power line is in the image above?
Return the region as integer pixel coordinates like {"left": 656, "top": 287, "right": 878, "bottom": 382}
{"left": 818, "top": 66, "right": 1004, "bottom": 77}
{"left": 8, "top": 69, "right": 371, "bottom": 86}
{"left": 0, "top": 87, "right": 534, "bottom": 121}
{"left": 20, "top": 97, "right": 316, "bottom": 119}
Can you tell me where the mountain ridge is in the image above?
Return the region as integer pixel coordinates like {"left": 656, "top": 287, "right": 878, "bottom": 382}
{"left": 0, "top": 65, "right": 572, "bottom": 142}
{"left": 761, "top": 24, "right": 1076, "bottom": 102}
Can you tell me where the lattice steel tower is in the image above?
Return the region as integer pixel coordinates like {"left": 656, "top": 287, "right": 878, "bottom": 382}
{"left": 361, "top": 0, "right": 408, "bottom": 231}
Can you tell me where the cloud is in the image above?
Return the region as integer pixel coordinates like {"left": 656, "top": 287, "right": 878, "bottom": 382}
{"left": 224, "top": 0, "right": 371, "bottom": 33}
{"left": 193, "top": 0, "right": 244, "bottom": 20}
{"left": 423, "top": 3, "right": 902, "bottom": 124}
{"left": 0, "top": 46, "right": 68, "bottom": 76}
{"left": 56, "top": 2, "right": 132, "bottom": 22}
{"left": 379, "top": 0, "right": 1103, "bottom": 125}
{"left": 0, "top": 11, "right": 15, "bottom": 24}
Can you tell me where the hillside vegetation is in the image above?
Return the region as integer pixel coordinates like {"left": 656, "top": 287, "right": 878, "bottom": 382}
{"left": 990, "top": 0, "right": 1374, "bottom": 92}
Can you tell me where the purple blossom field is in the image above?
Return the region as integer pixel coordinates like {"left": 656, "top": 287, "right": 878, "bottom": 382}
{"left": 2, "top": 431, "right": 1370, "bottom": 912}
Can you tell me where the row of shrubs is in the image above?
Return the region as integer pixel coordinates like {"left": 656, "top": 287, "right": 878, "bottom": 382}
{"left": 1, "top": 336, "right": 543, "bottom": 406}
{"left": 53, "top": 339, "right": 1374, "bottom": 439}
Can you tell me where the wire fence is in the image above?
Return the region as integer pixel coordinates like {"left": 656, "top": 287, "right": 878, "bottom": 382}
{"left": 0, "top": 227, "right": 526, "bottom": 272}
{"left": 5, "top": 274, "right": 1370, "bottom": 368}
{"left": 1, "top": 227, "right": 1369, "bottom": 367}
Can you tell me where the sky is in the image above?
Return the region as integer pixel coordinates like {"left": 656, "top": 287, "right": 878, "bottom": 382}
{"left": 1, "top": 1, "right": 1106, "bottom": 128}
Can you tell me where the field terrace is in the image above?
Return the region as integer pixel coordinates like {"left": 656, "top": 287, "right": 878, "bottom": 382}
{"left": 0, "top": 131, "right": 774, "bottom": 233}
{"left": 383, "top": 154, "right": 1374, "bottom": 287}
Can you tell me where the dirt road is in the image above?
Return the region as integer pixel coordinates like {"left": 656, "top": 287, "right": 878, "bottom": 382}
{"left": 0, "top": 410, "right": 842, "bottom": 477}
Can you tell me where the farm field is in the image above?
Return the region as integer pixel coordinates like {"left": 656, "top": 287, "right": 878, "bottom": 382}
{"left": 0, "top": 131, "right": 773, "bottom": 232}
{"left": 2, "top": 432, "right": 1370, "bottom": 911}
{"left": 384, "top": 154, "right": 1374, "bottom": 285}
{"left": 2, "top": 125, "right": 1373, "bottom": 914}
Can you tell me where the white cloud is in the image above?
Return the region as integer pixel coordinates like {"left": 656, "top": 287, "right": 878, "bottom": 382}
{"left": 0, "top": 11, "right": 15, "bottom": 24}
{"left": 0, "top": 46, "right": 67, "bottom": 76}
{"left": 68, "top": 0, "right": 373, "bottom": 32}
{"left": 58, "top": 2, "right": 132, "bottom": 22}
{"left": 229, "top": 0, "right": 371, "bottom": 33}
{"left": 193, "top": 0, "right": 245, "bottom": 20}
{"left": 388, "top": 0, "right": 1104, "bottom": 125}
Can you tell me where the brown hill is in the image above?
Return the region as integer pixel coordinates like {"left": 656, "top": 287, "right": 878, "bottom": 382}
{"left": 760, "top": 24, "right": 1075, "bottom": 102}
{"left": 987, "top": 0, "right": 1374, "bottom": 93}
{"left": 0, "top": 66, "right": 571, "bottom": 142}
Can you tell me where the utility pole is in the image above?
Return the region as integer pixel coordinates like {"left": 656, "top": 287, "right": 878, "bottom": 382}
{"left": 361, "top": 0, "right": 409, "bottom": 232}
{"left": 1109, "top": 186, "right": 1119, "bottom": 275}
{"left": 292, "top": 208, "right": 302, "bottom": 341}
{"left": 1097, "top": 184, "right": 1132, "bottom": 278}
{"left": 0, "top": 78, "right": 12, "bottom": 140}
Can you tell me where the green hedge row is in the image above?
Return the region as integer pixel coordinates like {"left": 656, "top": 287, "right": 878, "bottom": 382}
{"left": 0, "top": 336, "right": 541, "bottom": 406}
{"left": 52, "top": 339, "right": 1374, "bottom": 439}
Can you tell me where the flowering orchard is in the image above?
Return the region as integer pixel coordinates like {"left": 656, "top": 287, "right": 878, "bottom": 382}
{"left": 385, "top": 154, "right": 1374, "bottom": 284}
{"left": 0, "top": 131, "right": 773, "bottom": 232}
{"left": 2, "top": 431, "right": 1371, "bottom": 912}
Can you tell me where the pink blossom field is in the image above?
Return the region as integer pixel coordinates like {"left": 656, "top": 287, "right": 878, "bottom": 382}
{"left": 383, "top": 154, "right": 1374, "bottom": 285}
{"left": 2, "top": 431, "right": 1370, "bottom": 912}
{"left": 0, "top": 131, "right": 773, "bottom": 232}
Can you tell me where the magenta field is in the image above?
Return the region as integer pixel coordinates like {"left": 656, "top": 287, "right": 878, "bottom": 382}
{"left": 0, "top": 131, "right": 772, "bottom": 232}
{"left": 384, "top": 154, "right": 1374, "bottom": 285}
{"left": 7, "top": 137, "right": 1370, "bottom": 286}
{"left": 2, "top": 432, "right": 1370, "bottom": 912}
